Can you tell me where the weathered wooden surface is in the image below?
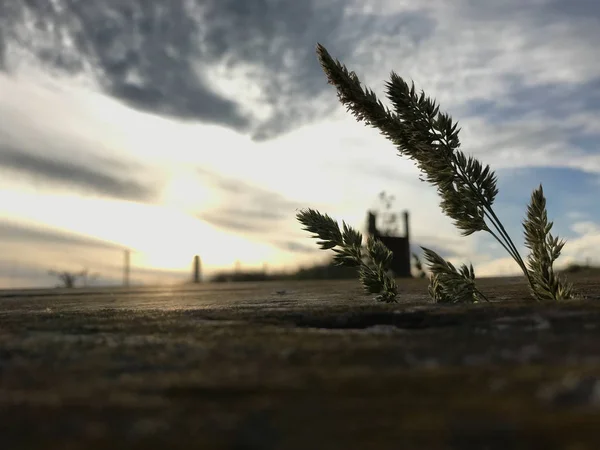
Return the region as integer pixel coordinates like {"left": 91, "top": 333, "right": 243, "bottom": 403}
{"left": 2, "top": 275, "right": 600, "bottom": 449}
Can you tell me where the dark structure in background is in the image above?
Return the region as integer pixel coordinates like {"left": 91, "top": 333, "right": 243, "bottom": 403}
{"left": 210, "top": 261, "right": 358, "bottom": 282}
{"left": 367, "top": 210, "right": 412, "bottom": 278}
{"left": 208, "top": 209, "right": 413, "bottom": 283}
{"left": 123, "top": 249, "right": 130, "bottom": 287}
{"left": 211, "top": 269, "right": 268, "bottom": 283}
{"left": 193, "top": 255, "right": 202, "bottom": 283}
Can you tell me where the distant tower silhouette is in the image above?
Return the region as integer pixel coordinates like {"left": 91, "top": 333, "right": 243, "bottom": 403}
{"left": 367, "top": 210, "right": 412, "bottom": 278}
{"left": 193, "top": 255, "right": 202, "bottom": 283}
{"left": 123, "top": 249, "right": 130, "bottom": 287}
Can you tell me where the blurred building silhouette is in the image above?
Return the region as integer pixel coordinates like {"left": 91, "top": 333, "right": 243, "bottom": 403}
{"left": 123, "top": 249, "right": 130, "bottom": 287}
{"left": 208, "top": 209, "right": 414, "bottom": 283}
{"left": 193, "top": 255, "right": 202, "bottom": 283}
{"left": 367, "top": 210, "right": 412, "bottom": 278}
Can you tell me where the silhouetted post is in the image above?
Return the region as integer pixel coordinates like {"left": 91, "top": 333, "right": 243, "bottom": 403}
{"left": 403, "top": 210, "right": 410, "bottom": 241}
{"left": 193, "top": 255, "right": 201, "bottom": 283}
{"left": 123, "top": 249, "right": 130, "bottom": 287}
{"left": 367, "top": 211, "right": 378, "bottom": 237}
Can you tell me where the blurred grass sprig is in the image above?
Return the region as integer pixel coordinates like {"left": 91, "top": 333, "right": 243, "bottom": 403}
{"left": 296, "top": 208, "right": 398, "bottom": 303}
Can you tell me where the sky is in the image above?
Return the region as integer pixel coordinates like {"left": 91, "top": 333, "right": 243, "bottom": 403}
{"left": 0, "top": 0, "right": 599, "bottom": 288}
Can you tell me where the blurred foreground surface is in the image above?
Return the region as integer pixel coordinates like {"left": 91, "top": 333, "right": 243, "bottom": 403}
{"left": 2, "top": 275, "right": 600, "bottom": 449}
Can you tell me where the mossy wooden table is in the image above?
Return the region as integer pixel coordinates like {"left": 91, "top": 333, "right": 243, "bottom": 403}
{"left": 1, "top": 275, "right": 600, "bottom": 449}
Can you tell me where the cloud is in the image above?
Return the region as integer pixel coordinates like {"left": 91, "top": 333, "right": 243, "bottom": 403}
{"left": 561, "top": 220, "right": 600, "bottom": 266}
{"left": 3, "top": 0, "right": 599, "bottom": 146}
{"left": 200, "top": 1, "right": 436, "bottom": 141}
{"left": 0, "top": 146, "right": 157, "bottom": 202}
{"left": 0, "top": 219, "right": 122, "bottom": 251}
{"left": 273, "top": 240, "right": 318, "bottom": 254}
{"left": 546, "top": 0, "right": 600, "bottom": 19}
{"left": 0, "top": 0, "right": 438, "bottom": 141}
{"left": 0, "top": 219, "right": 124, "bottom": 288}
{"left": 411, "top": 237, "right": 470, "bottom": 261}
{"left": 474, "top": 256, "right": 523, "bottom": 278}
{"left": 195, "top": 166, "right": 303, "bottom": 233}
{"left": 0, "top": 220, "right": 196, "bottom": 288}
{"left": 0, "top": 74, "right": 165, "bottom": 203}
{"left": 1, "top": 0, "right": 249, "bottom": 130}
{"left": 0, "top": 32, "right": 5, "bottom": 70}
{"left": 460, "top": 78, "right": 600, "bottom": 125}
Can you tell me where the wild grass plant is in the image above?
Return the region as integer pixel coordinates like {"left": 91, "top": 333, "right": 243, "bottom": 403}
{"left": 296, "top": 43, "right": 575, "bottom": 304}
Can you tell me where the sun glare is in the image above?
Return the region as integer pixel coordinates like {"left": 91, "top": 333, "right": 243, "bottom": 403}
{"left": 0, "top": 188, "right": 292, "bottom": 277}
{"left": 161, "top": 167, "right": 213, "bottom": 214}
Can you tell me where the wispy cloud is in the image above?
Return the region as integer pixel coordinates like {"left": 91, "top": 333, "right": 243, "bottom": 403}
{"left": 0, "top": 145, "right": 156, "bottom": 202}
{"left": 0, "top": 219, "right": 121, "bottom": 251}
{"left": 0, "top": 219, "right": 122, "bottom": 288}
{"left": 196, "top": 167, "right": 302, "bottom": 228}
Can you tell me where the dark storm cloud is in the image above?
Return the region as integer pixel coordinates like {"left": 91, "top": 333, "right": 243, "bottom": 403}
{"left": 199, "top": 0, "right": 435, "bottom": 141}
{"left": 196, "top": 167, "right": 302, "bottom": 233}
{"left": 0, "top": 0, "right": 436, "bottom": 140}
{"left": 0, "top": 220, "right": 122, "bottom": 251}
{"left": 1, "top": 0, "right": 248, "bottom": 129}
{"left": 0, "top": 146, "right": 158, "bottom": 202}
{"left": 457, "top": 0, "right": 600, "bottom": 23}
{"left": 0, "top": 34, "right": 5, "bottom": 70}
{"left": 544, "top": 0, "right": 600, "bottom": 18}
{"left": 0, "top": 0, "right": 7, "bottom": 69}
